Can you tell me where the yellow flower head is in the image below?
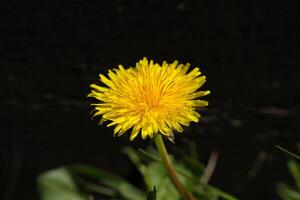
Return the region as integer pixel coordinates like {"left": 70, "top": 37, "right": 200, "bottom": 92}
{"left": 88, "top": 57, "right": 210, "bottom": 141}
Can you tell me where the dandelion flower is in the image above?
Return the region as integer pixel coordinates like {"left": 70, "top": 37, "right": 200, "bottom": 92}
{"left": 88, "top": 57, "right": 210, "bottom": 141}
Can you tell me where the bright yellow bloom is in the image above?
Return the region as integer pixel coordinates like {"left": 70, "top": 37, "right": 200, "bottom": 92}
{"left": 88, "top": 57, "right": 210, "bottom": 141}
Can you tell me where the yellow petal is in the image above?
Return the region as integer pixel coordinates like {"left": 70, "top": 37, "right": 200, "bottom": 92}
{"left": 100, "top": 74, "right": 114, "bottom": 88}
{"left": 130, "top": 125, "right": 141, "bottom": 141}
{"left": 88, "top": 58, "right": 210, "bottom": 141}
{"left": 90, "top": 84, "right": 108, "bottom": 92}
{"left": 141, "top": 127, "right": 148, "bottom": 139}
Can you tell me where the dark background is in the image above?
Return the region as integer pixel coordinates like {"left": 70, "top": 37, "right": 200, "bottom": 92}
{"left": 1, "top": 1, "right": 299, "bottom": 200}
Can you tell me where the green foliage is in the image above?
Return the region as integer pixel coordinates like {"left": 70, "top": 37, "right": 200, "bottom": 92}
{"left": 69, "top": 164, "right": 145, "bottom": 200}
{"left": 38, "top": 165, "right": 145, "bottom": 200}
{"left": 277, "top": 160, "right": 300, "bottom": 200}
{"left": 38, "top": 146, "right": 238, "bottom": 200}
{"left": 146, "top": 186, "right": 157, "bottom": 200}
{"left": 123, "top": 147, "right": 238, "bottom": 200}
{"left": 37, "top": 167, "right": 86, "bottom": 200}
{"left": 123, "top": 147, "right": 184, "bottom": 200}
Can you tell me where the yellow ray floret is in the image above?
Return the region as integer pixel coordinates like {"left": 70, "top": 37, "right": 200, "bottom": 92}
{"left": 88, "top": 57, "right": 210, "bottom": 141}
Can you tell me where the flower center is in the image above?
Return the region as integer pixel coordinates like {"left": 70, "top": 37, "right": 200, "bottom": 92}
{"left": 144, "top": 87, "right": 162, "bottom": 110}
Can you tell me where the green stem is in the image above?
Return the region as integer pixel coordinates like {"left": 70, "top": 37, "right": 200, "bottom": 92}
{"left": 154, "top": 135, "right": 197, "bottom": 200}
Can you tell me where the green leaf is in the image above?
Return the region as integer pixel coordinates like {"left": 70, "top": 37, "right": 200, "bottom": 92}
{"left": 73, "top": 176, "right": 117, "bottom": 196}
{"left": 122, "top": 147, "right": 146, "bottom": 172}
{"left": 143, "top": 162, "right": 181, "bottom": 200}
{"left": 142, "top": 153, "right": 198, "bottom": 200}
{"left": 277, "top": 160, "right": 300, "bottom": 200}
{"left": 277, "top": 182, "right": 300, "bottom": 200}
{"left": 37, "top": 167, "right": 87, "bottom": 200}
{"left": 288, "top": 160, "right": 300, "bottom": 189}
{"left": 138, "top": 148, "right": 161, "bottom": 162}
{"left": 124, "top": 147, "right": 239, "bottom": 200}
{"left": 69, "top": 164, "right": 145, "bottom": 200}
{"left": 205, "top": 185, "right": 239, "bottom": 200}
{"left": 146, "top": 186, "right": 157, "bottom": 200}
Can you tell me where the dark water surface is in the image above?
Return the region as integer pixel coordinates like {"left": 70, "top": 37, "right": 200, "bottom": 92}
{"left": 1, "top": 1, "right": 299, "bottom": 200}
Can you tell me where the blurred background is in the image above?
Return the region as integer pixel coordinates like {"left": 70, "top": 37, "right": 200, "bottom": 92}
{"left": 1, "top": 1, "right": 299, "bottom": 200}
